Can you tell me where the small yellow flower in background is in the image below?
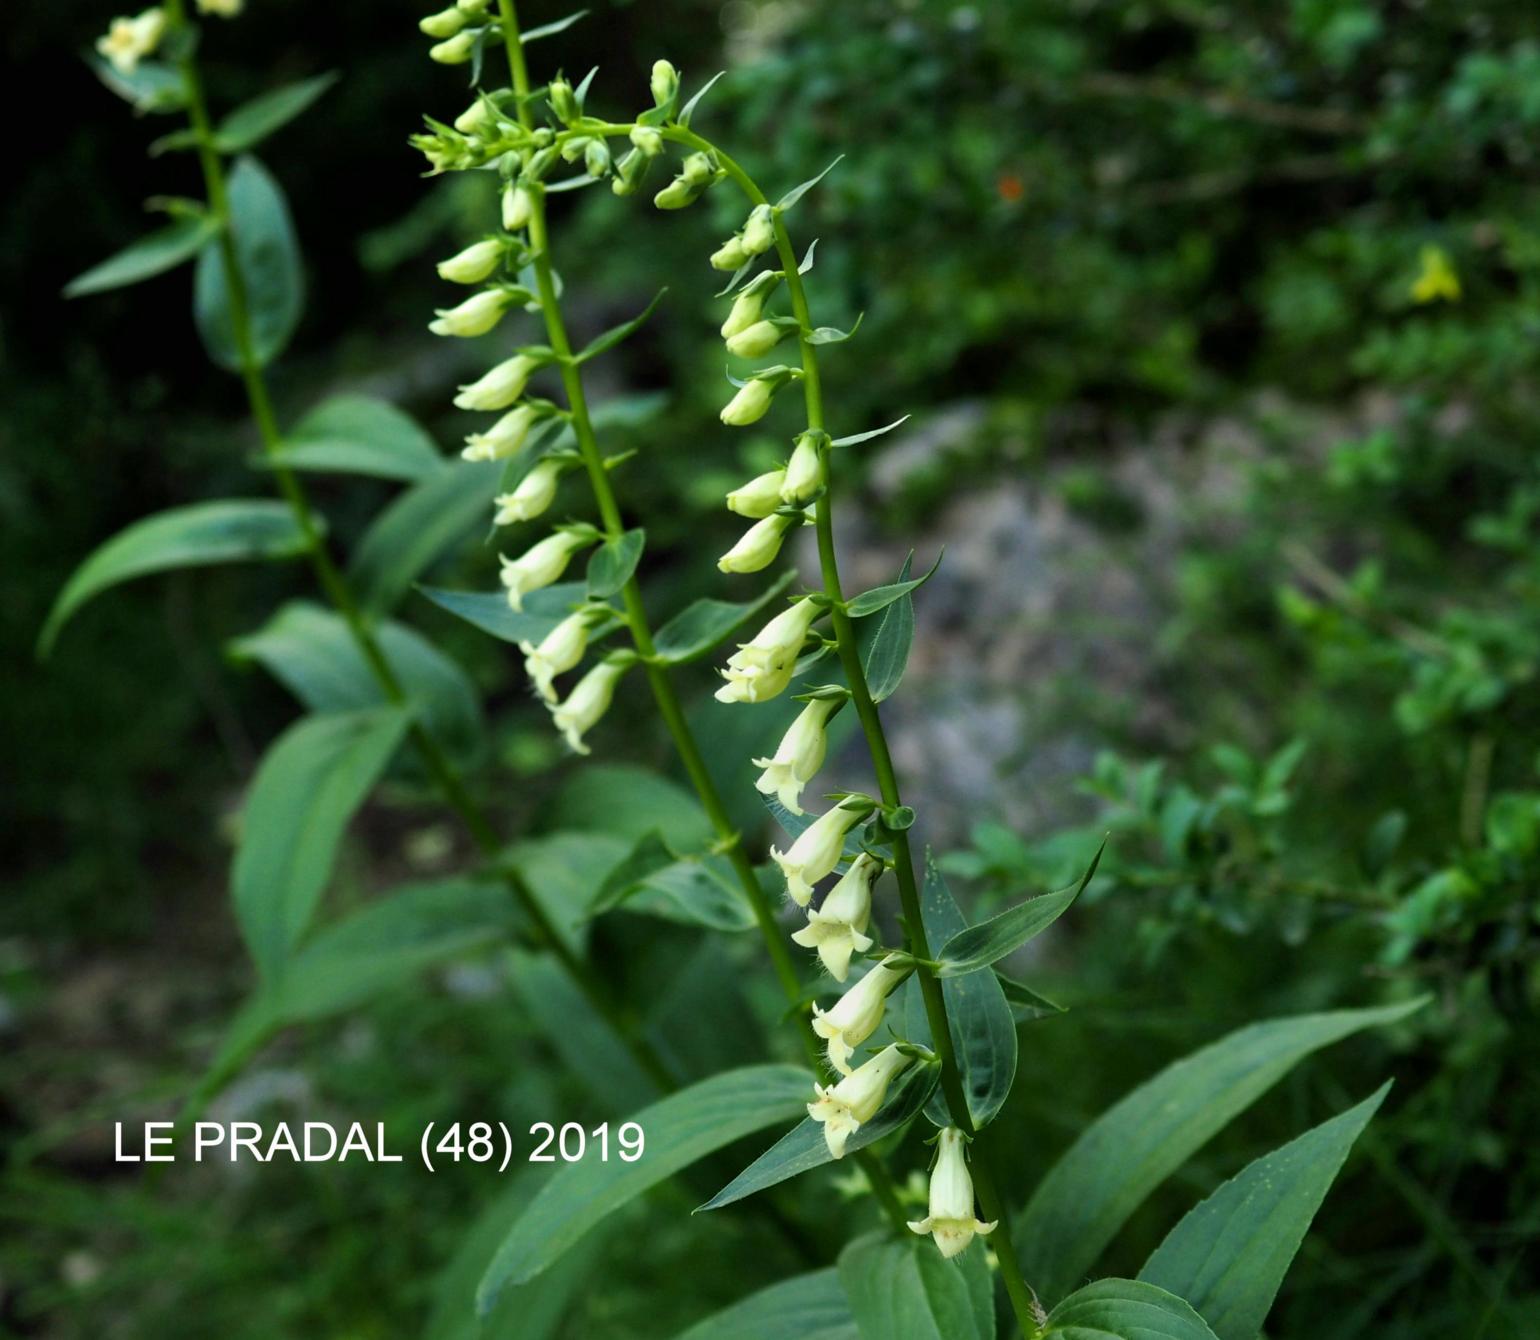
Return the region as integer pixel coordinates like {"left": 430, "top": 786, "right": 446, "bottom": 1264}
{"left": 1411, "top": 246, "right": 1460, "bottom": 304}
{"left": 808, "top": 1043, "right": 912, "bottom": 1159}
{"left": 908, "top": 1127, "right": 997, "bottom": 1258}
{"left": 195, "top": 0, "right": 244, "bottom": 16}
{"left": 97, "top": 9, "right": 167, "bottom": 75}
{"left": 810, "top": 954, "right": 907, "bottom": 1073}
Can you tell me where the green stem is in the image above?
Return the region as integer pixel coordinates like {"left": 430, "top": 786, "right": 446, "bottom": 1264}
{"left": 162, "top": 0, "right": 672, "bottom": 1096}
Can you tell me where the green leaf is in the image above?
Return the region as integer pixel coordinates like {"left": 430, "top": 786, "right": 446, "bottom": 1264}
{"left": 777, "top": 156, "right": 845, "bottom": 212}
{"left": 194, "top": 156, "right": 304, "bottom": 372}
{"left": 677, "top": 71, "right": 727, "bottom": 129}
{"left": 832, "top": 416, "right": 909, "bottom": 449}
{"left": 995, "top": 971, "right": 1067, "bottom": 1024}
{"left": 671, "top": 1268, "right": 857, "bottom": 1340}
{"left": 39, "top": 500, "right": 312, "bottom": 655}
{"left": 417, "top": 581, "right": 587, "bottom": 646}
{"left": 575, "top": 289, "right": 666, "bottom": 363}
{"left": 478, "top": 1064, "right": 810, "bottom": 1304}
{"left": 1139, "top": 1084, "right": 1391, "bottom": 1340}
{"left": 857, "top": 554, "right": 914, "bottom": 703}
{"left": 264, "top": 395, "right": 445, "bottom": 482}
{"left": 551, "top": 763, "right": 714, "bottom": 849}
{"left": 64, "top": 215, "right": 219, "bottom": 297}
{"left": 504, "top": 831, "right": 631, "bottom": 953}
{"left": 89, "top": 56, "right": 186, "bottom": 114}
{"left": 1017, "top": 998, "right": 1426, "bottom": 1305}
{"left": 845, "top": 550, "right": 942, "bottom": 617}
{"left": 935, "top": 839, "right": 1102, "bottom": 976}
{"left": 589, "top": 830, "right": 757, "bottom": 931}
{"left": 903, "top": 856, "right": 1017, "bottom": 1128}
{"left": 211, "top": 72, "right": 339, "bottom": 152}
{"left": 586, "top": 528, "right": 645, "bottom": 599}
{"left": 838, "top": 1231, "right": 994, "bottom": 1340}
{"left": 698, "top": 1061, "right": 938, "bottom": 1211}
{"left": 231, "top": 707, "right": 411, "bottom": 979}
{"left": 807, "top": 314, "right": 863, "bottom": 345}
{"left": 1042, "top": 1279, "right": 1220, "bottom": 1340}
{"left": 349, "top": 461, "right": 502, "bottom": 614}
{"left": 521, "top": 10, "right": 590, "bottom": 42}
{"left": 652, "top": 571, "right": 798, "bottom": 663}
{"left": 229, "top": 601, "right": 484, "bottom": 768}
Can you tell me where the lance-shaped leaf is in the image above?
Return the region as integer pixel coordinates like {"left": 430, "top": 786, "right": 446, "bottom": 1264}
{"left": 671, "top": 1268, "right": 857, "bottom": 1340}
{"left": 807, "top": 314, "right": 864, "bottom": 345}
{"left": 839, "top": 1231, "right": 994, "bottom": 1340}
{"left": 194, "top": 155, "right": 304, "bottom": 372}
{"left": 588, "top": 830, "right": 757, "bottom": 931}
{"left": 262, "top": 395, "right": 444, "bottom": 482}
{"left": 349, "top": 460, "right": 501, "bottom": 614}
{"left": 856, "top": 554, "right": 914, "bottom": 703}
{"left": 575, "top": 289, "right": 667, "bottom": 363}
{"left": 845, "top": 550, "right": 942, "bottom": 617}
{"left": 418, "top": 581, "right": 589, "bottom": 646}
{"left": 698, "top": 1062, "right": 939, "bottom": 1211}
{"left": 586, "top": 528, "right": 644, "bottom": 598}
{"left": 777, "top": 156, "right": 845, "bottom": 212}
{"left": 833, "top": 416, "right": 910, "bottom": 448}
{"left": 1041, "top": 1279, "right": 1220, "bottom": 1340}
{"left": 996, "top": 971, "right": 1066, "bottom": 1024}
{"left": 212, "top": 72, "right": 339, "bottom": 152}
{"left": 39, "top": 500, "right": 313, "bottom": 655}
{"left": 521, "top": 9, "right": 590, "bottom": 43}
{"left": 1138, "top": 1084, "right": 1391, "bottom": 1340}
{"left": 934, "top": 839, "right": 1102, "bottom": 976}
{"left": 64, "top": 214, "right": 220, "bottom": 298}
{"left": 232, "top": 707, "right": 412, "bottom": 979}
{"left": 678, "top": 71, "right": 727, "bottom": 128}
{"left": 478, "top": 1064, "right": 810, "bottom": 1306}
{"left": 652, "top": 570, "right": 797, "bottom": 663}
{"left": 1017, "top": 998, "right": 1426, "bottom": 1305}
{"left": 798, "top": 239, "right": 819, "bottom": 275}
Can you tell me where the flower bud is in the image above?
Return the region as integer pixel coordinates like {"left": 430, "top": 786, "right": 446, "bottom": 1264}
{"left": 650, "top": 59, "right": 679, "bottom": 109}
{"left": 811, "top": 954, "right": 907, "bottom": 1073}
{"left": 436, "top": 237, "right": 504, "bottom": 284}
{"left": 525, "top": 145, "right": 561, "bottom": 182}
{"left": 791, "top": 852, "right": 879, "bottom": 980}
{"left": 519, "top": 608, "right": 595, "bottom": 702}
{"left": 753, "top": 695, "right": 840, "bottom": 816}
{"left": 720, "top": 378, "right": 777, "bottom": 427}
{"left": 453, "top": 99, "right": 497, "bottom": 136}
{"left": 808, "top": 1044, "right": 912, "bottom": 1159}
{"left": 771, "top": 797, "right": 870, "bottom": 909}
{"left": 680, "top": 151, "right": 716, "bottom": 187}
{"left": 584, "top": 139, "right": 611, "bottom": 178}
{"left": 710, "top": 236, "right": 751, "bottom": 273}
{"left": 551, "top": 657, "right": 629, "bottom": 754}
{"left": 548, "top": 77, "right": 579, "bottom": 125}
{"left": 629, "top": 125, "right": 664, "bottom": 158}
{"left": 429, "top": 287, "right": 510, "bottom": 337}
{"left": 725, "top": 468, "right": 788, "bottom": 519}
{"left": 653, "top": 177, "right": 700, "bottom": 211}
{"left": 499, "top": 526, "right": 591, "bottom": 606}
{"left": 725, "top": 319, "right": 787, "bottom": 360}
{"left": 720, "top": 276, "right": 779, "bottom": 340}
{"left": 715, "top": 598, "right": 821, "bottom": 704}
{"left": 418, "top": 5, "right": 466, "bottom": 37}
{"left": 97, "top": 9, "right": 167, "bottom": 76}
{"left": 781, "top": 431, "right": 825, "bottom": 504}
{"left": 195, "top": 0, "right": 243, "bottom": 15}
{"left": 559, "top": 135, "right": 591, "bottom": 165}
{"left": 502, "top": 182, "right": 533, "bottom": 232}
{"left": 611, "top": 148, "right": 647, "bottom": 197}
{"left": 457, "top": 0, "right": 490, "bottom": 12}
{"left": 429, "top": 29, "right": 479, "bottom": 64}
{"left": 453, "top": 353, "right": 540, "bottom": 410}
{"left": 492, "top": 457, "right": 567, "bottom": 525}
{"left": 462, "top": 405, "right": 542, "bottom": 461}
{"left": 908, "top": 1128, "right": 998, "bottom": 1258}
{"left": 718, "top": 513, "right": 795, "bottom": 575}
{"left": 741, "top": 205, "right": 776, "bottom": 255}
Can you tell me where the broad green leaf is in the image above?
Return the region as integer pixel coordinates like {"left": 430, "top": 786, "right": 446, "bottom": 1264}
{"left": 521, "top": 10, "right": 590, "bottom": 43}
{"left": 1042, "top": 1279, "right": 1220, "bottom": 1340}
{"left": 777, "top": 156, "right": 845, "bottom": 212}
{"left": 90, "top": 56, "right": 186, "bottom": 114}
{"left": 194, "top": 156, "right": 303, "bottom": 372}
{"left": 478, "top": 1064, "right": 810, "bottom": 1304}
{"left": 64, "top": 215, "right": 219, "bottom": 297}
{"left": 417, "top": 581, "right": 587, "bottom": 645}
{"left": 505, "top": 831, "right": 631, "bottom": 952}
{"left": 212, "top": 72, "right": 339, "bottom": 152}
{"left": 996, "top": 971, "right": 1067, "bottom": 1024}
{"left": 349, "top": 461, "right": 501, "bottom": 614}
{"left": 586, "top": 528, "right": 644, "bottom": 599}
{"left": 232, "top": 707, "right": 411, "bottom": 979}
{"left": 838, "top": 1231, "right": 994, "bottom": 1340}
{"left": 1139, "top": 1084, "right": 1391, "bottom": 1340}
{"left": 39, "top": 500, "right": 312, "bottom": 655}
{"left": 845, "top": 550, "right": 942, "bottom": 617}
{"left": 652, "top": 571, "right": 798, "bottom": 663}
{"left": 589, "top": 831, "right": 757, "bottom": 931}
{"left": 904, "top": 854, "right": 1017, "bottom": 1128}
{"left": 857, "top": 555, "right": 914, "bottom": 703}
{"left": 698, "top": 1062, "right": 938, "bottom": 1211}
{"left": 229, "top": 601, "right": 484, "bottom": 767}
{"left": 832, "top": 416, "right": 909, "bottom": 449}
{"left": 575, "top": 289, "right": 666, "bottom": 363}
{"left": 1018, "top": 998, "right": 1426, "bottom": 1305}
{"left": 671, "top": 1268, "right": 857, "bottom": 1340}
{"left": 935, "top": 839, "right": 1102, "bottom": 976}
{"left": 264, "top": 394, "right": 444, "bottom": 481}
{"left": 551, "top": 763, "right": 713, "bottom": 850}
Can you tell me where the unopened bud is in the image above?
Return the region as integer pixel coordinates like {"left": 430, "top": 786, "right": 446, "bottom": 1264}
{"left": 525, "top": 145, "right": 560, "bottom": 182}
{"left": 721, "top": 274, "right": 780, "bottom": 339}
{"left": 584, "top": 139, "right": 611, "bottom": 178}
{"left": 611, "top": 148, "right": 647, "bottom": 196}
{"left": 653, "top": 177, "right": 699, "bottom": 210}
{"left": 720, "top": 378, "right": 776, "bottom": 426}
{"left": 741, "top": 204, "right": 776, "bottom": 255}
{"left": 548, "top": 77, "right": 579, "bottom": 125}
{"left": 629, "top": 125, "right": 664, "bottom": 158}
{"left": 725, "top": 319, "right": 786, "bottom": 359}
{"left": 781, "top": 431, "right": 826, "bottom": 503}
{"left": 419, "top": 5, "right": 466, "bottom": 38}
{"left": 428, "top": 287, "right": 510, "bottom": 337}
{"left": 711, "top": 235, "right": 751, "bottom": 273}
{"left": 718, "top": 513, "right": 795, "bottom": 575}
{"left": 679, "top": 151, "right": 716, "bottom": 186}
{"left": 650, "top": 59, "right": 679, "bottom": 109}
{"left": 502, "top": 181, "right": 532, "bottom": 231}
{"left": 436, "top": 237, "right": 504, "bottom": 284}
{"left": 429, "top": 29, "right": 479, "bottom": 64}
{"left": 726, "top": 469, "right": 789, "bottom": 518}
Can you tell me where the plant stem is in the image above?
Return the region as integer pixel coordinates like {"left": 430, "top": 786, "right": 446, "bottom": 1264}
{"left": 162, "top": 0, "right": 672, "bottom": 1095}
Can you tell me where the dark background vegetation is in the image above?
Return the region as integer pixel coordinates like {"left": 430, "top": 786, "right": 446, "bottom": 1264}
{"left": 4, "top": 0, "right": 1538, "bottom": 1335}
